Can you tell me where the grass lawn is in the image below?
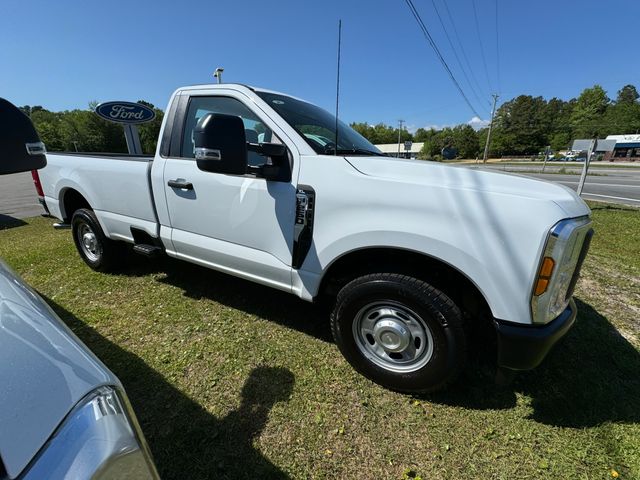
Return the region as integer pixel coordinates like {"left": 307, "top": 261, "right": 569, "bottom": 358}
{"left": 0, "top": 203, "right": 638, "bottom": 480}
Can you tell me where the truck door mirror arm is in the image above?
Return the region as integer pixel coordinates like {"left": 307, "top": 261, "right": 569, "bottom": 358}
{"left": 248, "top": 142, "right": 286, "bottom": 157}
{"left": 246, "top": 142, "right": 292, "bottom": 182}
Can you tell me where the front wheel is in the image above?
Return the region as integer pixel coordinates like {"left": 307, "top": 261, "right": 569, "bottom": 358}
{"left": 71, "top": 208, "right": 122, "bottom": 272}
{"left": 330, "top": 273, "right": 467, "bottom": 393}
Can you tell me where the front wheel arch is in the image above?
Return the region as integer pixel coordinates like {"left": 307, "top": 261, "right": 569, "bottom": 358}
{"left": 318, "top": 247, "right": 493, "bottom": 321}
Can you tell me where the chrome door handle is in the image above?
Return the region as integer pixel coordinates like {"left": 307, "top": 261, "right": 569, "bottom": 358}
{"left": 167, "top": 179, "right": 193, "bottom": 190}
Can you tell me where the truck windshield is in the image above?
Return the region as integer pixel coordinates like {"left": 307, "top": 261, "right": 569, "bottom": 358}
{"left": 256, "top": 91, "right": 385, "bottom": 156}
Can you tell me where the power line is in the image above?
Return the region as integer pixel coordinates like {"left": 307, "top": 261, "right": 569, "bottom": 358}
{"left": 495, "top": 0, "right": 501, "bottom": 93}
{"left": 335, "top": 19, "right": 342, "bottom": 154}
{"left": 428, "top": 0, "right": 488, "bottom": 114}
{"left": 403, "top": 0, "right": 482, "bottom": 118}
{"left": 440, "top": 0, "right": 490, "bottom": 106}
{"left": 471, "top": 0, "right": 493, "bottom": 92}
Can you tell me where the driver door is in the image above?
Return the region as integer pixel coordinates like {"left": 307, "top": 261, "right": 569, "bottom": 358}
{"left": 162, "top": 92, "right": 298, "bottom": 292}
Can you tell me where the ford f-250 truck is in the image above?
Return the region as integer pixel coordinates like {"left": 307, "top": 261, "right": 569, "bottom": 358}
{"left": 35, "top": 84, "right": 593, "bottom": 393}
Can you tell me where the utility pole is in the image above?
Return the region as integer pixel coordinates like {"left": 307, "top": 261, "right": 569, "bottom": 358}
{"left": 397, "top": 119, "right": 404, "bottom": 158}
{"left": 482, "top": 94, "right": 499, "bottom": 163}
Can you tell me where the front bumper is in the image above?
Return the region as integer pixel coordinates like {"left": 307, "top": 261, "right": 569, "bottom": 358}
{"left": 494, "top": 298, "right": 577, "bottom": 370}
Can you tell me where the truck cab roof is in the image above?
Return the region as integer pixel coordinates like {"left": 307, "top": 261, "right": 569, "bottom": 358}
{"left": 174, "top": 83, "right": 309, "bottom": 103}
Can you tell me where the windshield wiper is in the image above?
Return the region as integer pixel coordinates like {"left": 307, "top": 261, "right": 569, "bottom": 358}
{"left": 330, "top": 147, "right": 388, "bottom": 157}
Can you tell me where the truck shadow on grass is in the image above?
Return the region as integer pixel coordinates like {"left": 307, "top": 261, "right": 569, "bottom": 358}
{"left": 425, "top": 298, "right": 640, "bottom": 428}
{"left": 115, "top": 254, "right": 334, "bottom": 343}
{"left": 518, "top": 298, "right": 640, "bottom": 427}
{"left": 45, "top": 297, "right": 295, "bottom": 480}
{"left": 113, "top": 256, "right": 640, "bottom": 429}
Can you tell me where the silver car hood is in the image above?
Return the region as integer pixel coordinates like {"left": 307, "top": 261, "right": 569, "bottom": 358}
{"left": 0, "top": 260, "right": 118, "bottom": 478}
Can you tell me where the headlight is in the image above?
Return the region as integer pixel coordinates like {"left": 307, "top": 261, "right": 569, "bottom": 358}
{"left": 22, "top": 386, "right": 159, "bottom": 480}
{"left": 531, "top": 217, "right": 593, "bottom": 324}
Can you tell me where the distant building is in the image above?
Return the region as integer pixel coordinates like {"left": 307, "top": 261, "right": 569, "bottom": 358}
{"left": 375, "top": 142, "right": 424, "bottom": 159}
{"left": 570, "top": 136, "right": 636, "bottom": 162}
{"left": 604, "top": 134, "right": 640, "bottom": 161}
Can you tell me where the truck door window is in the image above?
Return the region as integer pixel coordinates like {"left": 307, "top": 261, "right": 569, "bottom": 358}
{"left": 181, "top": 96, "right": 282, "bottom": 168}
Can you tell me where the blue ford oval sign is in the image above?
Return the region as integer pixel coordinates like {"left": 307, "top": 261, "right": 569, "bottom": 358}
{"left": 95, "top": 101, "right": 155, "bottom": 124}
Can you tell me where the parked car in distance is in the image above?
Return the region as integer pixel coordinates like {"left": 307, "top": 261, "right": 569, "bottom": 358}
{"left": 0, "top": 98, "right": 159, "bottom": 479}
{"left": 35, "top": 83, "right": 593, "bottom": 393}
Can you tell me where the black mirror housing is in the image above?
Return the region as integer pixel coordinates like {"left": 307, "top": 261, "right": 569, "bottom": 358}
{"left": 194, "top": 113, "right": 247, "bottom": 175}
{"left": 0, "top": 98, "right": 47, "bottom": 175}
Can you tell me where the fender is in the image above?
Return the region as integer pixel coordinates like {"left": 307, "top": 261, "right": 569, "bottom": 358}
{"left": 295, "top": 229, "right": 530, "bottom": 325}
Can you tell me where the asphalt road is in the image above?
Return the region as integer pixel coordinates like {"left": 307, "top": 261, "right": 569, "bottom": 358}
{"left": 471, "top": 164, "right": 640, "bottom": 207}
{"left": 0, "top": 172, "right": 43, "bottom": 224}
{"left": 0, "top": 163, "right": 637, "bottom": 229}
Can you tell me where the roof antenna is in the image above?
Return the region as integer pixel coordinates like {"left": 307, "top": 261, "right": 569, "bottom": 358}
{"left": 334, "top": 19, "right": 342, "bottom": 155}
{"left": 213, "top": 67, "right": 224, "bottom": 84}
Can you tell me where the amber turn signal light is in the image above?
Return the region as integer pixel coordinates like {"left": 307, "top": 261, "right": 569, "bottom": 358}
{"left": 534, "top": 257, "right": 555, "bottom": 296}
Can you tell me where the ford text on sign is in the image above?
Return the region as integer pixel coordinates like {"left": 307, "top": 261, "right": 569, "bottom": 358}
{"left": 95, "top": 101, "right": 155, "bottom": 124}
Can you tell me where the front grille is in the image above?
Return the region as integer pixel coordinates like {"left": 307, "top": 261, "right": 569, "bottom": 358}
{"left": 565, "top": 228, "right": 594, "bottom": 301}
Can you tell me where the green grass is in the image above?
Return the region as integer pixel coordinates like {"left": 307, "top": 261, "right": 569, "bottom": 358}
{"left": 0, "top": 203, "right": 639, "bottom": 480}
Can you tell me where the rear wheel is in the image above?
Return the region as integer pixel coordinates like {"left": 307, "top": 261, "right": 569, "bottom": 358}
{"left": 71, "top": 208, "right": 122, "bottom": 272}
{"left": 330, "top": 273, "right": 467, "bottom": 393}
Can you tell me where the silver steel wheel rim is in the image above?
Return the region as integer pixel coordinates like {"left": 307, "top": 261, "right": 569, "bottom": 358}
{"left": 77, "top": 222, "right": 101, "bottom": 262}
{"left": 353, "top": 301, "right": 434, "bottom": 373}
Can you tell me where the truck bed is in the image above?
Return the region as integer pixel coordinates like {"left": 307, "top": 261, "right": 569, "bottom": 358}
{"left": 39, "top": 152, "right": 159, "bottom": 241}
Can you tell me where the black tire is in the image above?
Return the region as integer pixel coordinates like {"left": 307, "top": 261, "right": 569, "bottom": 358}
{"left": 330, "top": 273, "right": 467, "bottom": 393}
{"left": 71, "top": 208, "right": 122, "bottom": 272}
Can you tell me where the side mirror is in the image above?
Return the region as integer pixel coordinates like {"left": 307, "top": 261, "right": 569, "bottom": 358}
{"left": 194, "top": 113, "right": 247, "bottom": 175}
{"left": 0, "top": 98, "right": 47, "bottom": 175}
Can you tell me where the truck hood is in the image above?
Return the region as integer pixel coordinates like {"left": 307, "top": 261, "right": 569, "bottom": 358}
{"left": 0, "top": 260, "right": 117, "bottom": 478}
{"left": 346, "top": 156, "right": 590, "bottom": 218}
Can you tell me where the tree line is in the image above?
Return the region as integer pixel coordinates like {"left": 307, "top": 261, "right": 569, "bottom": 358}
{"left": 19, "top": 101, "right": 164, "bottom": 155}
{"left": 351, "top": 84, "right": 640, "bottom": 159}
{"left": 21, "top": 83, "right": 639, "bottom": 159}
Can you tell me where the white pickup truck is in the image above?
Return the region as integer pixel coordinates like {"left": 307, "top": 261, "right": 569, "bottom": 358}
{"left": 36, "top": 83, "right": 593, "bottom": 393}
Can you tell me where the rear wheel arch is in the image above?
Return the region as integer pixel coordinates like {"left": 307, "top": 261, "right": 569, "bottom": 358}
{"left": 60, "top": 188, "right": 91, "bottom": 222}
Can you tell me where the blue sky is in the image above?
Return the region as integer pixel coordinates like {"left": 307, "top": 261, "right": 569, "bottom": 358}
{"left": 2, "top": 0, "right": 639, "bottom": 132}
